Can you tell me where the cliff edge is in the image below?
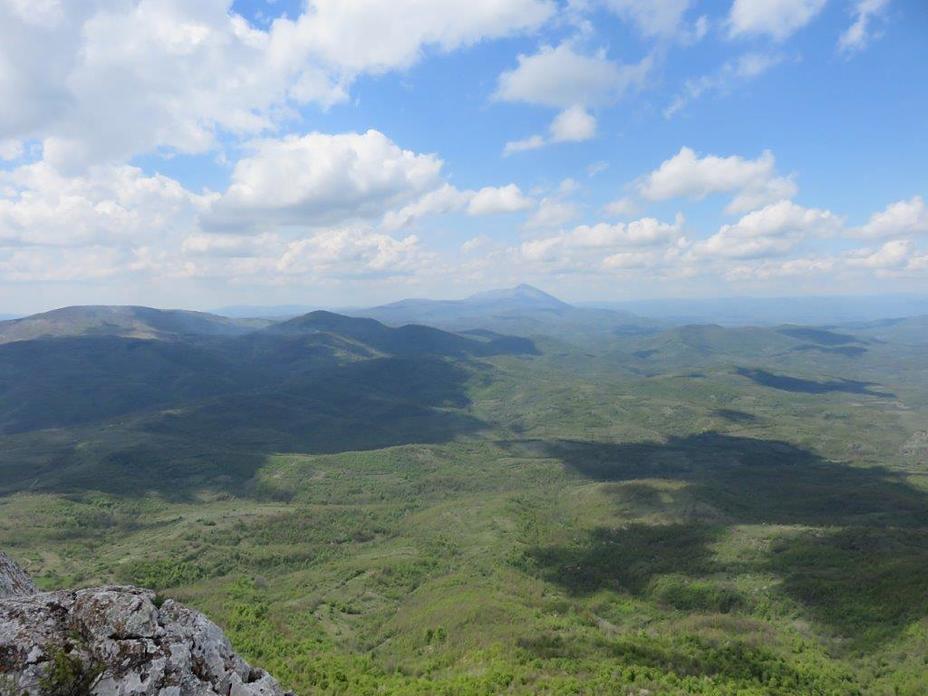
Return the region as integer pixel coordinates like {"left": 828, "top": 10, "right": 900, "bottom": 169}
{"left": 0, "top": 551, "right": 291, "bottom": 695}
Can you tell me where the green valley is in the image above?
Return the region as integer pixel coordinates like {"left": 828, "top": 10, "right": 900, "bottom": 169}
{"left": 1, "top": 292, "right": 927, "bottom": 694}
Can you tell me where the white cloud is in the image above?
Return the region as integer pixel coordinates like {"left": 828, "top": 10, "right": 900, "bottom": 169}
{"left": 587, "top": 161, "right": 609, "bottom": 177}
{"left": 846, "top": 238, "right": 911, "bottom": 269}
{"left": 0, "top": 0, "right": 555, "bottom": 169}
{"left": 550, "top": 105, "right": 597, "bottom": 142}
{"left": 575, "top": 215, "right": 686, "bottom": 248}
{"left": 524, "top": 198, "right": 580, "bottom": 230}
{"left": 0, "top": 161, "right": 211, "bottom": 248}
{"left": 0, "top": 1, "right": 332, "bottom": 170}
{"left": 638, "top": 146, "right": 798, "bottom": 214}
{"left": 494, "top": 42, "right": 652, "bottom": 109}
{"left": 181, "top": 233, "right": 275, "bottom": 258}
{"left": 696, "top": 200, "right": 842, "bottom": 259}
{"left": 173, "top": 226, "right": 437, "bottom": 282}
{"left": 665, "top": 52, "right": 784, "bottom": 118}
{"left": 723, "top": 255, "right": 836, "bottom": 281}
{"left": 856, "top": 196, "right": 928, "bottom": 238}
{"left": 0, "top": 246, "right": 126, "bottom": 282}
{"left": 206, "top": 130, "right": 443, "bottom": 232}
{"left": 503, "top": 135, "right": 547, "bottom": 156}
{"left": 277, "top": 228, "right": 432, "bottom": 278}
{"left": 521, "top": 214, "right": 686, "bottom": 272}
{"left": 838, "top": 0, "right": 890, "bottom": 55}
{"left": 728, "top": 0, "right": 827, "bottom": 41}
{"left": 288, "top": 0, "right": 555, "bottom": 75}
{"left": 461, "top": 235, "right": 492, "bottom": 253}
{"left": 381, "top": 182, "right": 531, "bottom": 229}
{"left": 0, "top": 125, "right": 539, "bottom": 287}
{"left": 467, "top": 184, "right": 533, "bottom": 215}
{"left": 503, "top": 104, "right": 598, "bottom": 156}
{"left": 380, "top": 184, "right": 471, "bottom": 231}
{"left": 602, "top": 0, "right": 699, "bottom": 39}
{"left": 0, "top": 140, "right": 23, "bottom": 161}
{"left": 603, "top": 197, "right": 638, "bottom": 217}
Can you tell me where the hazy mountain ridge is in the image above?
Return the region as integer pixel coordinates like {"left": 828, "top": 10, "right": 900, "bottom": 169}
{"left": 583, "top": 295, "right": 928, "bottom": 326}
{"left": 0, "top": 305, "right": 271, "bottom": 345}
{"left": 351, "top": 284, "right": 657, "bottom": 338}
{"left": 0, "top": 307, "right": 536, "bottom": 492}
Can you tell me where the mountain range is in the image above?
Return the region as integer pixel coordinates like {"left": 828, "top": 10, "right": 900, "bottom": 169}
{"left": 0, "top": 303, "right": 540, "bottom": 496}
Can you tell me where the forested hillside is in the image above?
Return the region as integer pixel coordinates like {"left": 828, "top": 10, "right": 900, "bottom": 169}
{"left": 1, "top": 296, "right": 927, "bottom": 694}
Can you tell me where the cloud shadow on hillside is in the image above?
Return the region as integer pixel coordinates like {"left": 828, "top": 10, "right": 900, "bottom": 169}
{"left": 0, "top": 356, "right": 486, "bottom": 502}
{"left": 520, "top": 433, "right": 928, "bottom": 647}
{"left": 735, "top": 367, "right": 893, "bottom": 397}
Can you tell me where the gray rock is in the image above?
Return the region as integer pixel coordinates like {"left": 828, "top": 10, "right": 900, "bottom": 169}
{"left": 0, "top": 553, "right": 292, "bottom": 696}
{"left": 0, "top": 552, "right": 36, "bottom": 599}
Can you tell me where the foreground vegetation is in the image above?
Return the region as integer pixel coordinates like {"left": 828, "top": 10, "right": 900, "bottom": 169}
{"left": 2, "top": 313, "right": 927, "bottom": 694}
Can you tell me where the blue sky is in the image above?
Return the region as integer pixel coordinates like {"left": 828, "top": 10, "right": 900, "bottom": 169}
{"left": 0, "top": 0, "right": 925, "bottom": 312}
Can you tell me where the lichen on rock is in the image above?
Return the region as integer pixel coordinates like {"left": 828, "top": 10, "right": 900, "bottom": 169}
{"left": 0, "top": 551, "right": 291, "bottom": 696}
{"left": 0, "top": 552, "right": 36, "bottom": 600}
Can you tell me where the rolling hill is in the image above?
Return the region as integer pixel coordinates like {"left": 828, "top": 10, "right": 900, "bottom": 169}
{"left": 0, "top": 306, "right": 537, "bottom": 493}
{"left": 0, "top": 305, "right": 270, "bottom": 344}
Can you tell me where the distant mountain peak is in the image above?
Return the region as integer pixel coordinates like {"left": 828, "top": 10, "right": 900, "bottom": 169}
{"left": 466, "top": 284, "right": 570, "bottom": 308}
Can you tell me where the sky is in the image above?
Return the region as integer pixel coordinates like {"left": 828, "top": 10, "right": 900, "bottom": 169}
{"left": 0, "top": 0, "right": 926, "bottom": 312}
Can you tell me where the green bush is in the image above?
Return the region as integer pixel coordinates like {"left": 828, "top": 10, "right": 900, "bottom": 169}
{"left": 38, "top": 648, "right": 102, "bottom": 696}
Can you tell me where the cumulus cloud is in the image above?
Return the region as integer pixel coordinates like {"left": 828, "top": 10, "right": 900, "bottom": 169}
{"left": 550, "top": 105, "right": 598, "bottom": 142}
{"left": 0, "top": 0, "right": 555, "bottom": 169}
{"left": 728, "top": 0, "right": 827, "bottom": 41}
{"left": 502, "top": 135, "right": 547, "bottom": 156}
{"left": 0, "top": 127, "right": 531, "bottom": 286}
{"left": 638, "top": 147, "right": 798, "bottom": 214}
{"left": 0, "top": 1, "right": 336, "bottom": 170}
{"left": 277, "top": 228, "right": 433, "bottom": 278}
{"left": 467, "top": 185, "right": 533, "bottom": 215}
{"left": 494, "top": 42, "right": 652, "bottom": 109}
{"left": 846, "top": 238, "right": 912, "bottom": 269}
{"left": 601, "top": 0, "right": 705, "bottom": 40}
{"left": 723, "top": 255, "right": 836, "bottom": 281}
{"left": 170, "top": 226, "right": 436, "bottom": 282}
{"left": 696, "top": 200, "right": 842, "bottom": 259}
{"left": 0, "top": 161, "right": 211, "bottom": 248}
{"left": 289, "top": 0, "right": 555, "bottom": 75}
{"left": 381, "top": 182, "right": 531, "bottom": 230}
{"left": 204, "top": 129, "right": 533, "bottom": 235}
{"left": 603, "top": 197, "right": 638, "bottom": 217}
{"left": 524, "top": 198, "right": 581, "bottom": 230}
{"left": 838, "top": 0, "right": 890, "bottom": 55}
{"left": 855, "top": 196, "right": 928, "bottom": 238}
{"left": 205, "top": 130, "right": 443, "bottom": 232}
{"left": 461, "top": 235, "right": 492, "bottom": 254}
{"left": 0, "top": 246, "right": 127, "bottom": 283}
{"left": 521, "top": 214, "right": 686, "bottom": 272}
{"left": 0, "top": 140, "right": 24, "bottom": 161}
{"left": 181, "top": 233, "right": 275, "bottom": 258}
{"left": 503, "top": 104, "right": 598, "bottom": 156}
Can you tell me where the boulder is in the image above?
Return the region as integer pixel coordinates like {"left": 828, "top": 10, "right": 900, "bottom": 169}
{"left": 0, "top": 552, "right": 291, "bottom": 696}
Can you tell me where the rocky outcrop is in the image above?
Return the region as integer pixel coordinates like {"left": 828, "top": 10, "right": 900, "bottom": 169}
{"left": 0, "top": 552, "right": 291, "bottom": 696}
{"left": 0, "top": 553, "right": 36, "bottom": 599}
